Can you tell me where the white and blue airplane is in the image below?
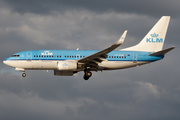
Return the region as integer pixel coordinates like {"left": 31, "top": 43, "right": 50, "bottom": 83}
{"left": 3, "top": 16, "right": 175, "bottom": 80}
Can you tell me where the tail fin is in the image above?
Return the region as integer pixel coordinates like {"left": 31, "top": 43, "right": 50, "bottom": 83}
{"left": 123, "top": 16, "right": 170, "bottom": 52}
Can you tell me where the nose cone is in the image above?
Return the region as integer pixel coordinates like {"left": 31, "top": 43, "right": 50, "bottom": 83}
{"left": 3, "top": 59, "right": 8, "bottom": 65}
{"left": 3, "top": 58, "right": 11, "bottom": 66}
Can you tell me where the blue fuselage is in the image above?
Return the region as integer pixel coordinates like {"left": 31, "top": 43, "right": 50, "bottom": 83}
{"left": 5, "top": 50, "right": 163, "bottom": 62}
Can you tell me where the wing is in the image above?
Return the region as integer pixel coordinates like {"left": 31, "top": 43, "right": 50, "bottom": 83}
{"left": 78, "top": 30, "right": 128, "bottom": 64}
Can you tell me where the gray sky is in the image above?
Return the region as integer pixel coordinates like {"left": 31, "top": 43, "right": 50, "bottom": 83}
{"left": 0, "top": 0, "right": 180, "bottom": 120}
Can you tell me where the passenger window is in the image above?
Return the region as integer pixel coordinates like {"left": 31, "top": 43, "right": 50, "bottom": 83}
{"left": 39, "top": 55, "right": 41, "bottom": 57}
{"left": 49, "top": 55, "right": 51, "bottom": 57}
{"left": 114, "top": 56, "right": 116, "bottom": 58}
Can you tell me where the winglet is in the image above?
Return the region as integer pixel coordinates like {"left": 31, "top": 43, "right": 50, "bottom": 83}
{"left": 78, "top": 30, "right": 128, "bottom": 63}
{"left": 115, "top": 30, "right": 128, "bottom": 45}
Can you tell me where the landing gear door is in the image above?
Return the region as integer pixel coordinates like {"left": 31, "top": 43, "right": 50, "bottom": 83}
{"left": 26, "top": 52, "right": 32, "bottom": 61}
{"left": 133, "top": 53, "right": 137, "bottom": 63}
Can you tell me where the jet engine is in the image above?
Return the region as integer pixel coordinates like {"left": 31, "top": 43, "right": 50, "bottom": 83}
{"left": 54, "top": 70, "right": 74, "bottom": 76}
{"left": 57, "top": 61, "right": 77, "bottom": 71}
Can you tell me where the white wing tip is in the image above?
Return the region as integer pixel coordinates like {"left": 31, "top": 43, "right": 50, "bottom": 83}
{"left": 116, "top": 30, "right": 128, "bottom": 44}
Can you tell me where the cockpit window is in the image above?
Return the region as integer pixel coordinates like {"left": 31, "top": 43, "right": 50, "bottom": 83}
{"left": 12, "top": 55, "right": 20, "bottom": 57}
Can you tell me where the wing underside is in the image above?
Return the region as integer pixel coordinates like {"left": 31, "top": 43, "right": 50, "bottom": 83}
{"left": 78, "top": 30, "right": 127, "bottom": 68}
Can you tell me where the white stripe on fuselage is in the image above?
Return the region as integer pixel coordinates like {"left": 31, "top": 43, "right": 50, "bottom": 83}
{"left": 4, "top": 60, "right": 149, "bottom": 71}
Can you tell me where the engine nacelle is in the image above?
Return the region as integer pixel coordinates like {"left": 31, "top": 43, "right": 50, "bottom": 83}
{"left": 57, "top": 61, "right": 77, "bottom": 71}
{"left": 54, "top": 70, "right": 74, "bottom": 76}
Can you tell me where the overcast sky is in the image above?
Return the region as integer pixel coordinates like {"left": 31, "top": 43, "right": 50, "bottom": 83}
{"left": 0, "top": 0, "right": 180, "bottom": 120}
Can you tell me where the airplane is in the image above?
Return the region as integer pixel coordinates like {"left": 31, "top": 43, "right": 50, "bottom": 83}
{"left": 3, "top": 16, "right": 175, "bottom": 80}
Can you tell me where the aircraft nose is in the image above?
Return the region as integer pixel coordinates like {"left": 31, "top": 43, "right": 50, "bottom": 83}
{"left": 3, "top": 60, "right": 8, "bottom": 65}
{"left": 3, "top": 58, "right": 15, "bottom": 67}
{"left": 3, "top": 58, "right": 10, "bottom": 66}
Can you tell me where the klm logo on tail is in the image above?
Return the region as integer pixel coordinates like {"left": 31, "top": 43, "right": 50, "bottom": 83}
{"left": 146, "top": 33, "right": 163, "bottom": 43}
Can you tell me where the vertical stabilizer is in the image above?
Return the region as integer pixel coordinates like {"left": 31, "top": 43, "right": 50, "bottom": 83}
{"left": 122, "top": 16, "right": 170, "bottom": 52}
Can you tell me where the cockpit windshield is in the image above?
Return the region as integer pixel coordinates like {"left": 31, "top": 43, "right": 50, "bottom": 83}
{"left": 12, "top": 55, "right": 20, "bottom": 57}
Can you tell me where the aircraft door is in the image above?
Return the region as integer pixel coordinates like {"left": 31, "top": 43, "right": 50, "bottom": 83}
{"left": 76, "top": 54, "right": 80, "bottom": 60}
{"left": 133, "top": 53, "right": 137, "bottom": 63}
{"left": 26, "top": 52, "right": 32, "bottom": 60}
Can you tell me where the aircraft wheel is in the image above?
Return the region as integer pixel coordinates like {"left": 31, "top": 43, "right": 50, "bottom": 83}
{"left": 87, "top": 71, "right": 92, "bottom": 77}
{"left": 83, "top": 76, "right": 89, "bottom": 80}
{"left": 22, "top": 73, "right": 26, "bottom": 77}
{"left": 83, "top": 71, "right": 92, "bottom": 80}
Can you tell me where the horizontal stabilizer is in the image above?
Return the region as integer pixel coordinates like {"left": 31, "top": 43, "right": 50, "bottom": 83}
{"left": 149, "top": 46, "right": 175, "bottom": 56}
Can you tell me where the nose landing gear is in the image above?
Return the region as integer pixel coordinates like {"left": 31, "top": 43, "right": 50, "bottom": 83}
{"left": 22, "top": 72, "right": 26, "bottom": 77}
{"left": 83, "top": 70, "right": 92, "bottom": 80}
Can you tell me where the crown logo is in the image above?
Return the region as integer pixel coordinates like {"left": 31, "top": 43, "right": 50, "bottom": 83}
{"left": 151, "top": 33, "right": 159, "bottom": 37}
{"left": 121, "top": 37, "right": 124, "bottom": 39}
{"left": 63, "top": 63, "right": 68, "bottom": 66}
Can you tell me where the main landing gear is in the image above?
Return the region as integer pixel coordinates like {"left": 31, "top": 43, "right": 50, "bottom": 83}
{"left": 83, "top": 69, "right": 92, "bottom": 80}
{"left": 22, "top": 72, "right": 26, "bottom": 77}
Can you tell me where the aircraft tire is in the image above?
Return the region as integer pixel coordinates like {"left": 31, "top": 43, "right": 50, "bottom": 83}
{"left": 83, "top": 71, "right": 92, "bottom": 80}
{"left": 22, "top": 73, "right": 26, "bottom": 77}
{"left": 83, "top": 76, "right": 89, "bottom": 80}
{"left": 87, "top": 71, "right": 92, "bottom": 77}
